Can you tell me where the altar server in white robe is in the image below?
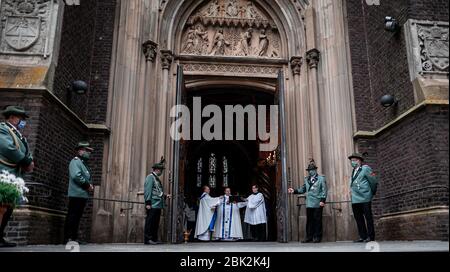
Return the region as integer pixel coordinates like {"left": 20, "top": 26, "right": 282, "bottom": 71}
{"left": 213, "top": 187, "right": 247, "bottom": 241}
{"left": 195, "top": 185, "right": 223, "bottom": 241}
{"left": 244, "top": 184, "right": 267, "bottom": 241}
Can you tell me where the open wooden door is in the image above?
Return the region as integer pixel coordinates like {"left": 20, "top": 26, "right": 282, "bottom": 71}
{"left": 170, "top": 64, "right": 186, "bottom": 243}
{"left": 275, "top": 70, "right": 289, "bottom": 243}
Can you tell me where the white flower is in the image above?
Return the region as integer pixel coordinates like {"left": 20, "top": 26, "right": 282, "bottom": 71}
{"left": 0, "top": 170, "right": 30, "bottom": 200}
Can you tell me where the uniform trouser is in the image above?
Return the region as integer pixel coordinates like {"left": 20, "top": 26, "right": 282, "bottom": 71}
{"left": 144, "top": 208, "right": 161, "bottom": 242}
{"left": 250, "top": 223, "right": 266, "bottom": 241}
{"left": 306, "top": 207, "right": 323, "bottom": 241}
{"left": 352, "top": 202, "right": 375, "bottom": 240}
{"left": 0, "top": 206, "right": 14, "bottom": 240}
{"left": 64, "top": 197, "right": 87, "bottom": 242}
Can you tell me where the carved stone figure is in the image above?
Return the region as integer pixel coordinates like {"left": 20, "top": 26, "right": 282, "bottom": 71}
{"left": 246, "top": 2, "right": 257, "bottom": 19}
{"left": 182, "top": 26, "right": 196, "bottom": 53}
{"left": 226, "top": 0, "right": 239, "bottom": 17}
{"left": 240, "top": 28, "right": 253, "bottom": 56}
{"left": 258, "top": 29, "right": 269, "bottom": 56}
{"left": 194, "top": 25, "right": 209, "bottom": 54}
{"left": 211, "top": 29, "right": 230, "bottom": 55}
{"left": 205, "top": 0, "right": 220, "bottom": 17}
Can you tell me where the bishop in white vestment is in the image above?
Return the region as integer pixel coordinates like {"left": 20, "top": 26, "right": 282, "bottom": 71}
{"left": 213, "top": 188, "right": 247, "bottom": 241}
{"left": 194, "top": 186, "right": 222, "bottom": 241}
{"left": 244, "top": 184, "right": 267, "bottom": 241}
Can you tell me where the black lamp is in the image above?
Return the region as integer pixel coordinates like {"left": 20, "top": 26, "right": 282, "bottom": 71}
{"left": 69, "top": 80, "right": 88, "bottom": 95}
{"left": 384, "top": 16, "right": 400, "bottom": 32}
{"left": 380, "top": 94, "right": 398, "bottom": 107}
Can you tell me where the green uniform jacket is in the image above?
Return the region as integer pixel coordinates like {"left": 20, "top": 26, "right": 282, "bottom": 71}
{"left": 68, "top": 157, "right": 92, "bottom": 198}
{"left": 0, "top": 122, "right": 33, "bottom": 177}
{"left": 294, "top": 175, "right": 327, "bottom": 208}
{"left": 350, "top": 165, "right": 378, "bottom": 204}
{"left": 144, "top": 173, "right": 165, "bottom": 209}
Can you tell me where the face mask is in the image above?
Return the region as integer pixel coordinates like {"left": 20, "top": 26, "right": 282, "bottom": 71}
{"left": 17, "top": 120, "right": 26, "bottom": 130}
{"left": 351, "top": 161, "right": 359, "bottom": 168}
{"left": 81, "top": 152, "right": 91, "bottom": 161}
{"left": 308, "top": 170, "right": 317, "bottom": 176}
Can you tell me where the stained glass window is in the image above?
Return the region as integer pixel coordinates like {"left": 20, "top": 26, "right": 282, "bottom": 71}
{"left": 223, "top": 156, "right": 228, "bottom": 187}
{"left": 209, "top": 153, "right": 216, "bottom": 188}
{"left": 196, "top": 158, "right": 202, "bottom": 187}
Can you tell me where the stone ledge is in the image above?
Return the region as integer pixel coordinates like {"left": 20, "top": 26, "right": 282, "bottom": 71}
{"left": 354, "top": 100, "right": 449, "bottom": 139}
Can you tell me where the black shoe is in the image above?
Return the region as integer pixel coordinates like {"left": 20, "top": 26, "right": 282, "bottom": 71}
{"left": 301, "top": 238, "right": 313, "bottom": 243}
{"left": 353, "top": 238, "right": 366, "bottom": 243}
{"left": 0, "top": 238, "right": 16, "bottom": 248}
{"left": 313, "top": 239, "right": 321, "bottom": 243}
{"left": 364, "top": 238, "right": 374, "bottom": 243}
{"left": 145, "top": 240, "right": 158, "bottom": 245}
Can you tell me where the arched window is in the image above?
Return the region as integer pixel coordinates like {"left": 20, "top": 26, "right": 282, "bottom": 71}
{"left": 196, "top": 157, "right": 202, "bottom": 188}
{"left": 208, "top": 153, "right": 217, "bottom": 188}
{"left": 223, "top": 156, "right": 228, "bottom": 187}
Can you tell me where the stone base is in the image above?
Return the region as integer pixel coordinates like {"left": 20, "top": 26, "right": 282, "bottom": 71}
{"left": 6, "top": 206, "right": 66, "bottom": 245}
{"left": 376, "top": 207, "right": 449, "bottom": 241}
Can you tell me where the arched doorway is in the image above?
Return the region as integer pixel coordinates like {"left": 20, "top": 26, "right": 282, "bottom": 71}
{"left": 180, "top": 87, "right": 279, "bottom": 241}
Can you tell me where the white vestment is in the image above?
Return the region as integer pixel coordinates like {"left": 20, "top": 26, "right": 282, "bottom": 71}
{"left": 194, "top": 192, "right": 221, "bottom": 241}
{"left": 212, "top": 195, "right": 247, "bottom": 241}
{"left": 244, "top": 192, "right": 267, "bottom": 225}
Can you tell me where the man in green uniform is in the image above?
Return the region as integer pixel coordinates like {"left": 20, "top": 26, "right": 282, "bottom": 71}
{"left": 63, "top": 141, "right": 94, "bottom": 244}
{"left": 288, "top": 159, "right": 327, "bottom": 243}
{"left": 348, "top": 153, "right": 378, "bottom": 242}
{"left": 144, "top": 157, "right": 170, "bottom": 245}
{"left": 0, "top": 106, "right": 34, "bottom": 248}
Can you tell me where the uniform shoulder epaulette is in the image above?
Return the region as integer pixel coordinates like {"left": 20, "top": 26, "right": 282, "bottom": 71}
{"left": 74, "top": 157, "right": 80, "bottom": 160}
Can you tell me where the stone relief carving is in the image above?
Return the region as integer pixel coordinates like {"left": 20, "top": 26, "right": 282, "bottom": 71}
{"left": 417, "top": 24, "right": 449, "bottom": 72}
{"left": 181, "top": 0, "right": 281, "bottom": 58}
{"left": 0, "top": 0, "right": 52, "bottom": 56}
{"left": 183, "top": 62, "right": 280, "bottom": 75}
{"left": 306, "top": 48, "right": 320, "bottom": 69}
{"left": 142, "top": 40, "right": 158, "bottom": 62}
{"left": 160, "top": 49, "right": 173, "bottom": 70}
{"left": 405, "top": 20, "right": 449, "bottom": 77}
{"left": 290, "top": 56, "right": 303, "bottom": 75}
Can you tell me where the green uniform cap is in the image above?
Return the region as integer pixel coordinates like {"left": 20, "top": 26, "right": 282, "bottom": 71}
{"left": 152, "top": 157, "right": 166, "bottom": 169}
{"left": 348, "top": 152, "right": 365, "bottom": 161}
{"left": 76, "top": 141, "right": 94, "bottom": 151}
{"left": 2, "top": 106, "right": 30, "bottom": 118}
{"left": 306, "top": 159, "right": 318, "bottom": 170}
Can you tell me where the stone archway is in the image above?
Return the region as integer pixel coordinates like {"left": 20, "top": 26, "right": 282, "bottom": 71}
{"left": 92, "top": 0, "right": 358, "bottom": 244}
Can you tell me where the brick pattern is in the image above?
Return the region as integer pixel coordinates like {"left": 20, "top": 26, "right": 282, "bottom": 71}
{"left": 53, "top": 0, "right": 116, "bottom": 124}
{"left": 0, "top": 90, "right": 105, "bottom": 243}
{"left": 347, "top": 0, "right": 449, "bottom": 241}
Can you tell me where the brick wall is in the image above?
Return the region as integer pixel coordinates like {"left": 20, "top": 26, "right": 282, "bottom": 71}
{"left": 346, "top": 0, "right": 449, "bottom": 240}
{"left": 0, "top": 0, "right": 115, "bottom": 245}
{"left": 53, "top": 0, "right": 116, "bottom": 124}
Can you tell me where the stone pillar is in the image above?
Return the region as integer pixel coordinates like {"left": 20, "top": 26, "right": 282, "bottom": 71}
{"left": 92, "top": 0, "right": 151, "bottom": 243}
{"left": 312, "top": 0, "right": 357, "bottom": 240}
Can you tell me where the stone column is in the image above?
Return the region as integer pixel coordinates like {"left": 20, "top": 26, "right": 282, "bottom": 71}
{"left": 92, "top": 0, "right": 150, "bottom": 243}
{"left": 313, "top": 0, "right": 357, "bottom": 240}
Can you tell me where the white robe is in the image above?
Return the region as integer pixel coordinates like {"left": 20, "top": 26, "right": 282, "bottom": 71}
{"left": 244, "top": 192, "right": 267, "bottom": 225}
{"left": 194, "top": 193, "right": 221, "bottom": 240}
{"left": 212, "top": 195, "right": 247, "bottom": 241}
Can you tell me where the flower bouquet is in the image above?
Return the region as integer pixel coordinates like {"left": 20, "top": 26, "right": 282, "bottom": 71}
{"left": 0, "top": 170, "right": 29, "bottom": 225}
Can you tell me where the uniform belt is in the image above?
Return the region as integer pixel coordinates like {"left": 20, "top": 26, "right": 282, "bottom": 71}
{"left": 0, "top": 157, "right": 17, "bottom": 167}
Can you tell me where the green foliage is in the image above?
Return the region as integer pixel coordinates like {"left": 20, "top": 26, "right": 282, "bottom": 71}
{"left": 0, "top": 182, "right": 20, "bottom": 208}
